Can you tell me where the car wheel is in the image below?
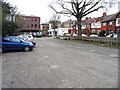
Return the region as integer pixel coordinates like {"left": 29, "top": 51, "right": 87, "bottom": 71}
{"left": 24, "top": 46, "right": 30, "bottom": 52}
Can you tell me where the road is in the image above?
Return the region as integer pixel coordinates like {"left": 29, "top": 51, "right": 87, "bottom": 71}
{"left": 2, "top": 37, "right": 118, "bottom": 88}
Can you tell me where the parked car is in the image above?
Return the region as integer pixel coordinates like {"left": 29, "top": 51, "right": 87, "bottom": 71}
{"left": 90, "top": 34, "right": 98, "bottom": 37}
{"left": 20, "top": 36, "right": 36, "bottom": 46}
{"left": 106, "top": 33, "right": 118, "bottom": 38}
{"left": 17, "top": 34, "right": 36, "bottom": 46}
{"left": 17, "top": 34, "right": 34, "bottom": 40}
{"left": 72, "top": 34, "right": 78, "bottom": 36}
{"left": 0, "top": 36, "right": 34, "bottom": 53}
{"left": 113, "top": 34, "right": 118, "bottom": 38}
{"left": 32, "top": 32, "right": 42, "bottom": 37}
{"left": 32, "top": 32, "right": 37, "bottom": 37}
{"left": 82, "top": 34, "right": 87, "bottom": 37}
{"left": 36, "top": 32, "right": 42, "bottom": 37}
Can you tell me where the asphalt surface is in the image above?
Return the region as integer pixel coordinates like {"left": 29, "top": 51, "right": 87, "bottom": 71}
{"left": 2, "top": 37, "right": 118, "bottom": 88}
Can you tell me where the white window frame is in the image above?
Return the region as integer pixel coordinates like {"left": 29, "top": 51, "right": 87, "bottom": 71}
{"left": 109, "top": 21, "right": 112, "bottom": 25}
{"left": 103, "top": 22, "right": 106, "bottom": 26}
{"left": 82, "top": 24, "right": 86, "bottom": 29}
{"left": 91, "top": 22, "right": 96, "bottom": 28}
{"left": 96, "top": 22, "right": 101, "bottom": 28}
{"left": 116, "top": 18, "right": 120, "bottom": 26}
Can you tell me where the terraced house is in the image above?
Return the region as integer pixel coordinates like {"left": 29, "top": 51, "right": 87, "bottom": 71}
{"left": 101, "top": 12, "right": 120, "bottom": 34}
{"left": 80, "top": 11, "right": 120, "bottom": 34}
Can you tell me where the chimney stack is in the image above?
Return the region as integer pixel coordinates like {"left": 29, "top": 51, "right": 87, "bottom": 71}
{"left": 86, "top": 17, "right": 89, "bottom": 20}
{"left": 103, "top": 12, "right": 107, "bottom": 17}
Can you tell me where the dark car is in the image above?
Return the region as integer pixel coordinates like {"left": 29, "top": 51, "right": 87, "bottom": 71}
{"left": 36, "top": 32, "right": 42, "bottom": 37}
{"left": 0, "top": 36, "right": 34, "bottom": 53}
{"left": 32, "top": 32, "right": 42, "bottom": 37}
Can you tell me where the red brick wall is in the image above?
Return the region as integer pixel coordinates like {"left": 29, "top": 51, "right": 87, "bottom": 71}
{"left": 16, "top": 15, "right": 40, "bottom": 31}
{"left": 41, "top": 24, "right": 49, "bottom": 31}
{"left": 116, "top": 13, "right": 120, "bottom": 32}
{"left": 101, "top": 22, "right": 107, "bottom": 31}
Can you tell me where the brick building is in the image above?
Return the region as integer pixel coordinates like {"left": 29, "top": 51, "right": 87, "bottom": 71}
{"left": 40, "top": 23, "right": 49, "bottom": 31}
{"left": 101, "top": 12, "right": 120, "bottom": 34}
{"left": 15, "top": 15, "right": 41, "bottom": 33}
{"left": 79, "top": 11, "right": 120, "bottom": 35}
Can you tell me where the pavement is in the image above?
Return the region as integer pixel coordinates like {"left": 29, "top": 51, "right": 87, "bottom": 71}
{"left": 2, "top": 37, "right": 118, "bottom": 88}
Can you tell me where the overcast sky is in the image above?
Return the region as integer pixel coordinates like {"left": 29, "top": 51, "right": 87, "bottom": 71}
{"left": 7, "top": 0, "right": 119, "bottom": 23}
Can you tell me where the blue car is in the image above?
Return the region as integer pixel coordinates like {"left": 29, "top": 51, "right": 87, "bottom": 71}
{"left": 0, "top": 36, "right": 34, "bottom": 53}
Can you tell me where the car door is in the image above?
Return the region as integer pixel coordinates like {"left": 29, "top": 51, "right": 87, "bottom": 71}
{"left": 2, "top": 37, "right": 13, "bottom": 51}
{"left": 11, "top": 38, "right": 24, "bottom": 50}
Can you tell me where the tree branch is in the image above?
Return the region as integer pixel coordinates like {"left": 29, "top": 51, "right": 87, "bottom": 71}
{"left": 83, "top": 0, "right": 101, "bottom": 14}
{"left": 83, "top": 6, "right": 103, "bottom": 17}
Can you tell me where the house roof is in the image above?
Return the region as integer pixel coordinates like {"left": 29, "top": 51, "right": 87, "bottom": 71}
{"left": 101, "top": 12, "right": 120, "bottom": 22}
{"left": 81, "top": 11, "right": 120, "bottom": 25}
{"left": 82, "top": 18, "right": 93, "bottom": 25}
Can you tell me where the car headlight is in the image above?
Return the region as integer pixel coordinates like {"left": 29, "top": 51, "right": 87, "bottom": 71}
{"left": 29, "top": 42, "right": 33, "bottom": 45}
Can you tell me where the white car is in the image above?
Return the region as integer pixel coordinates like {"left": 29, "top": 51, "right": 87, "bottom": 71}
{"left": 113, "top": 34, "right": 118, "bottom": 38}
{"left": 17, "top": 34, "right": 36, "bottom": 46}
{"left": 27, "top": 35, "right": 34, "bottom": 40}
{"left": 106, "top": 34, "right": 117, "bottom": 38}
{"left": 17, "top": 34, "right": 34, "bottom": 40}
{"left": 106, "top": 34, "right": 113, "bottom": 37}
{"left": 72, "top": 34, "right": 78, "bottom": 36}
{"left": 90, "top": 34, "right": 98, "bottom": 37}
{"left": 82, "top": 34, "right": 87, "bottom": 37}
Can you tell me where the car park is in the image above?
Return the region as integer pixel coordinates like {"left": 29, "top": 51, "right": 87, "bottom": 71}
{"left": 0, "top": 36, "right": 34, "bottom": 53}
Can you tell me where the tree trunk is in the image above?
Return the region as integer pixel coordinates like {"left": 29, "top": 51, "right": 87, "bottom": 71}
{"left": 77, "top": 19, "right": 82, "bottom": 36}
{"left": 53, "top": 28, "right": 56, "bottom": 38}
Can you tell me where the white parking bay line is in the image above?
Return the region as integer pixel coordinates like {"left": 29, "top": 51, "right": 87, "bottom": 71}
{"left": 90, "top": 50, "right": 95, "bottom": 52}
{"left": 50, "top": 65, "right": 59, "bottom": 69}
{"left": 76, "top": 47, "right": 81, "bottom": 48}
{"left": 109, "top": 54, "right": 118, "bottom": 58}
{"left": 43, "top": 56, "right": 49, "bottom": 58}
{"left": 68, "top": 45, "right": 72, "bottom": 47}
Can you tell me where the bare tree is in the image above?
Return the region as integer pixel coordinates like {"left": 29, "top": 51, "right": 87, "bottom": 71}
{"left": 49, "top": 0, "right": 103, "bottom": 36}
{"left": 49, "top": 13, "right": 61, "bottom": 37}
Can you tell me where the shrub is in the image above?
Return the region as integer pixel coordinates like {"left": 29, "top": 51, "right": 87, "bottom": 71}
{"left": 99, "top": 30, "right": 105, "bottom": 37}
